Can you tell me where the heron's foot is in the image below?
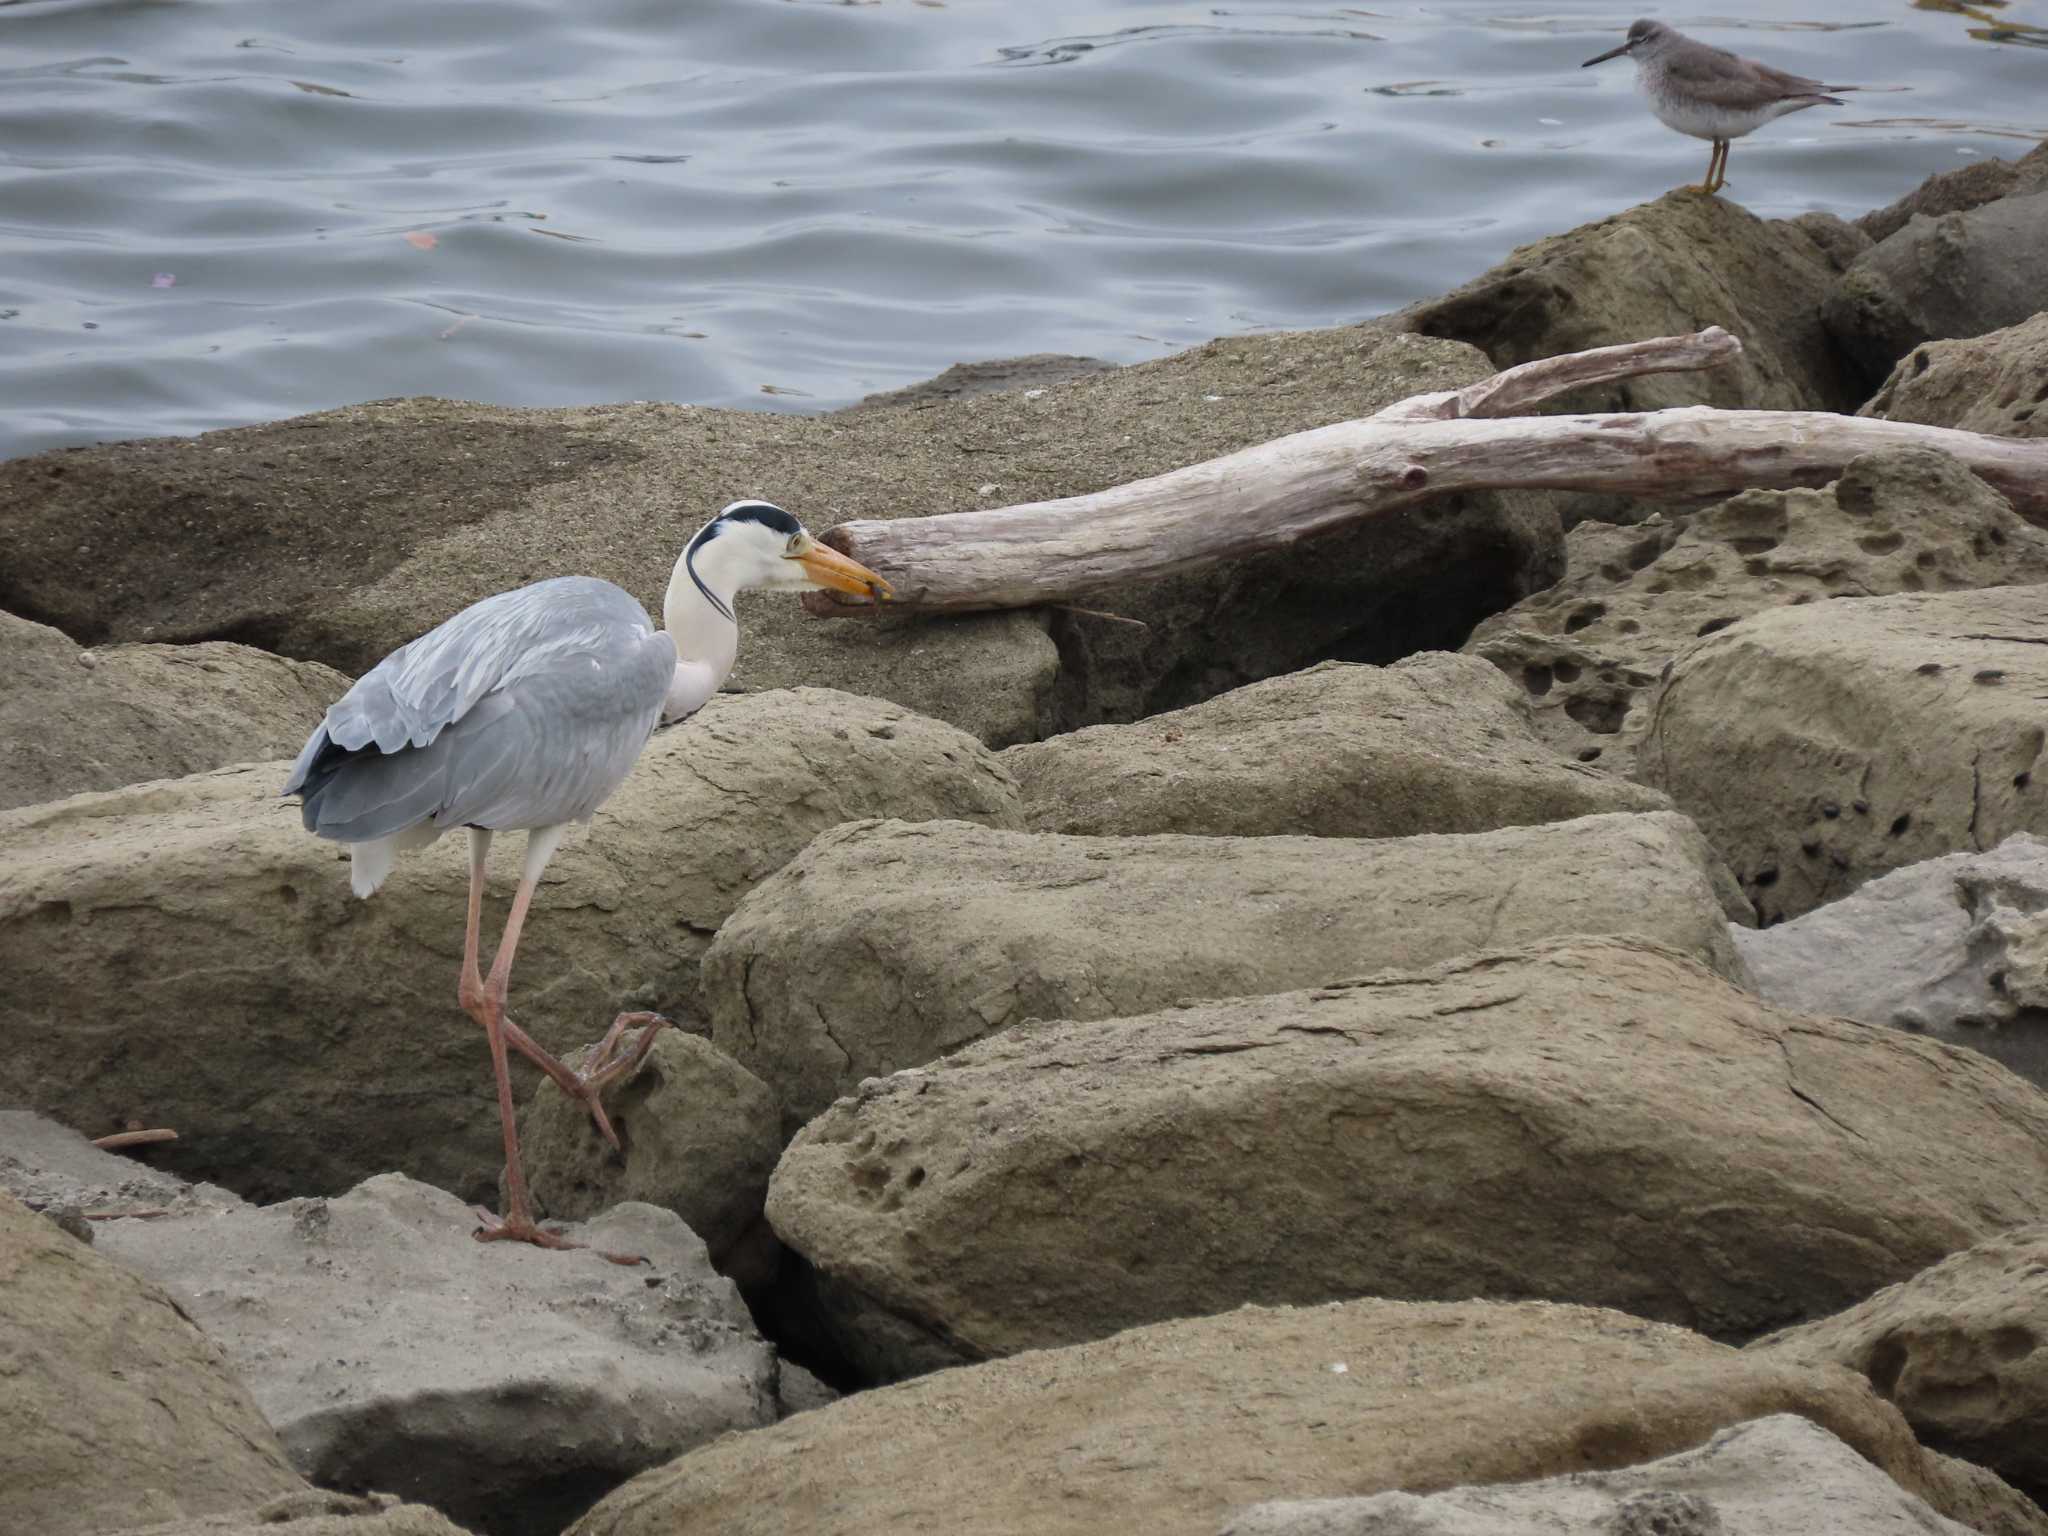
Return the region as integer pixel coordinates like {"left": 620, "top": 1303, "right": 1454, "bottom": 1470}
{"left": 471, "top": 1205, "right": 647, "bottom": 1266}
{"left": 561, "top": 1012, "right": 668, "bottom": 1153}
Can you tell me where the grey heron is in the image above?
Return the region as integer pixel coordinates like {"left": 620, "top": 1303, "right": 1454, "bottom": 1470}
{"left": 283, "top": 500, "right": 891, "bottom": 1259}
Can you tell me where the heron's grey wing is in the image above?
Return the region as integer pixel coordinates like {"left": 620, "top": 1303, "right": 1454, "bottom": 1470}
{"left": 1664, "top": 44, "right": 1830, "bottom": 106}
{"left": 287, "top": 577, "right": 675, "bottom": 839}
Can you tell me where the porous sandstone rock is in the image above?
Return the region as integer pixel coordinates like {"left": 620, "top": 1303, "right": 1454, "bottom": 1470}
{"left": 1753, "top": 1225, "right": 2048, "bottom": 1506}
{"left": 563, "top": 1296, "right": 2044, "bottom": 1536}
{"left": 1465, "top": 449, "right": 2048, "bottom": 773}
{"left": 0, "top": 1187, "right": 303, "bottom": 1535}
{"left": 1732, "top": 834, "right": 2048, "bottom": 1088}
{"left": 1863, "top": 311, "right": 2048, "bottom": 443}
{"left": 767, "top": 936, "right": 2048, "bottom": 1381}
{"left": 1219, "top": 1414, "right": 1980, "bottom": 1536}
{"left": 0, "top": 688, "right": 1020, "bottom": 1201}
{"left": 1636, "top": 584, "right": 2048, "bottom": 924}
{"left": 0, "top": 327, "right": 1559, "bottom": 739}
{"left": 0, "top": 610, "right": 350, "bottom": 812}
{"left": 516, "top": 1030, "right": 784, "bottom": 1288}
{"left": 708, "top": 812, "right": 1749, "bottom": 1132}
{"left": 96, "top": 1174, "right": 773, "bottom": 1536}
{"left": 1002, "top": 653, "right": 1670, "bottom": 837}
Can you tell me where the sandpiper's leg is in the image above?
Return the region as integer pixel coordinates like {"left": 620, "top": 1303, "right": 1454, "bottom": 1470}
{"left": 1708, "top": 140, "right": 1730, "bottom": 195}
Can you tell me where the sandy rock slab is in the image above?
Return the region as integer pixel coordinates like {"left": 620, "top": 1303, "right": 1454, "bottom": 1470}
{"left": 0, "top": 1109, "right": 247, "bottom": 1234}
{"left": 1864, "top": 311, "right": 2048, "bottom": 443}
{"left": 96, "top": 1173, "right": 773, "bottom": 1536}
{"left": 1824, "top": 191, "right": 2048, "bottom": 390}
{"left": 0, "top": 609, "right": 351, "bottom": 813}
{"left": 0, "top": 1187, "right": 303, "bottom": 1536}
{"left": 1637, "top": 584, "right": 2048, "bottom": 924}
{"left": 769, "top": 936, "right": 2048, "bottom": 1382}
{"left": 0, "top": 687, "right": 1019, "bottom": 1204}
{"left": 0, "top": 326, "right": 1556, "bottom": 740}
{"left": 1734, "top": 834, "right": 2048, "bottom": 1088}
{"left": 107, "top": 1492, "right": 473, "bottom": 1536}
{"left": 1466, "top": 449, "right": 2048, "bottom": 775}
{"left": 516, "top": 1030, "right": 783, "bottom": 1289}
{"left": 1753, "top": 1225, "right": 2048, "bottom": 1507}
{"left": 1219, "top": 1413, "right": 1980, "bottom": 1536}
{"left": 1002, "top": 653, "right": 1669, "bottom": 838}
{"left": 565, "top": 1296, "right": 2044, "bottom": 1536}
{"left": 709, "top": 811, "right": 1747, "bottom": 1133}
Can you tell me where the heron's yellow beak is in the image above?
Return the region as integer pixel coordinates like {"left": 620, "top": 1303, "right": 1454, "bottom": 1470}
{"left": 794, "top": 542, "right": 893, "bottom": 601}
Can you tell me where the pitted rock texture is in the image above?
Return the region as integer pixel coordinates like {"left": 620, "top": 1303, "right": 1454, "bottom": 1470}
{"left": 1863, "top": 312, "right": 2048, "bottom": 444}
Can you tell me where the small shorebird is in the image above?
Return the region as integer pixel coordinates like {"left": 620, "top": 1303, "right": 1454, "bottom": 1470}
{"left": 284, "top": 501, "right": 891, "bottom": 1260}
{"left": 1583, "top": 19, "right": 1849, "bottom": 196}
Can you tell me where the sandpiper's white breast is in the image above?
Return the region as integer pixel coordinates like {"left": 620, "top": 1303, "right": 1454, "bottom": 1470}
{"left": 1635, "top": 60, "right": 1784, "bottom": 142}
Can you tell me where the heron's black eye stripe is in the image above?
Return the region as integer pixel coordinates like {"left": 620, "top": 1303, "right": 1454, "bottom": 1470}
{"left": 721, "top": 501, "right": 802, "bottom": 537}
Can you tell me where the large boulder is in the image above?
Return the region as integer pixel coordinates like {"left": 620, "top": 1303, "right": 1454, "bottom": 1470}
{"left": 1221, "top": 1414, "right": 1980, "bottom": 1536}
{"left": 1733, "top": 835, "right": 2048, "bottom": 1088}
{"left": 1465, "top": 449, "right": 2048, "bottom": 773}
{"left": 563, "top": 1296, "right": 2043, "bottom": 1536}
{"left": 1862, "top": 311, "right": 2048, "bottom": 443}
{"left": 767, "top": 936, "right": 2048, "bottom": 1382}
{"left": 515, "top": 1030, "right": 784, "bottom": 1289}
{"left": 1636, "top": 584, "right": 2048, "bottom": 924}
{"left": 708, "top": 812, "right": 1748, "bottom": 1132}
{"left": 1753, "top": 1225, "right": 2048, "bottom": 1506}
{"left": 0, "top": 327, "right": 1559, "bottom": 740}
{"left": 0, "top": 1187, "right": 303, "bottom": 1535}
{"left": 1823, "top": 191, "right": 2048, "bottom": 391}
{"left": 0, "top": 611, "right": 350, "bottom": 813}
{"left": 1001, "top": 653, "right": 1669, "bottom": 837}
{"left": 97, "top": 1174, "right": 771, "bottom": 1536}
{"left": 0, "top": 688, "right": 1022, "bottom": 1202}
{"left": 1858, "top": 141, "right": 2048, "bottom": 245}
{"left": 108, "top": 1493, "right": 473, "bottom": 1536}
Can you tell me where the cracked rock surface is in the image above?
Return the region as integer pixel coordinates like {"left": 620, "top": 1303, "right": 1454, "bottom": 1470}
{"left": 1637, "top": 583, "right": 2048, "bottom": 925}
{"left": 0, "top": 687, "right": 1019, "bottom": 1203}
{"left": 96, "top": 1173, "right": 773, "bottom": 1536}
{"left": 765, "top": 935, "right": 2048, "bottom": 1382}
{"left": 707, "top": 812, "right": 1749, "bottom": 1134}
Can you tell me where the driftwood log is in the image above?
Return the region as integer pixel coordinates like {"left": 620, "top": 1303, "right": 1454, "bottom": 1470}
{"left": 804, "top": 328, "right": 2048, "bottom": 618}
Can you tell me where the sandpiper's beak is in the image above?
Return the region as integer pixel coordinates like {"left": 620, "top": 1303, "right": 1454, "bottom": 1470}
{"left": 1582, "top": 40, "right": 1632, "bottom": 66}
{"left": 793, "top": 541, "right": 894, "bottom": 601}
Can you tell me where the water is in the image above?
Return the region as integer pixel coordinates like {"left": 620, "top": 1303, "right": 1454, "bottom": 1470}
{"left": 1, "top": 0, "right": 2042, "bottom": 461}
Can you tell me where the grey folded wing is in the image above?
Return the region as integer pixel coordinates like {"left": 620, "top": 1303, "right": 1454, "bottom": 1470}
{"left": 284, "top": 577, "right": 676, "bottom": 841}
{"left": 1668, "top": 44, "right": 1836, "bottom": 107}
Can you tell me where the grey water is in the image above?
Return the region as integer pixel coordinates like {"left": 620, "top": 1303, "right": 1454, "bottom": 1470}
{"left": 1, "top": 0, "right": 2042, "bottom": 462}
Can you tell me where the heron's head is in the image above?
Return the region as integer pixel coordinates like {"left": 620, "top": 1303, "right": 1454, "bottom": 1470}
{"left": 1582, "top": 18, "right": 1671, "bottom": 67}
{"left": 690, "top": 500, "right": 893, "bottom": 603}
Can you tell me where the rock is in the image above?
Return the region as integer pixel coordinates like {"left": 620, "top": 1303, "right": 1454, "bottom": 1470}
{"left": 0, "top": 611, "right": 350, "bottom": 813}
{"left": 1635, "top": 584, "right": 2048, "bottom": 924}
{"left": 1823, "top": 191, "right": 2048, "bottom": 390}
{"left": 0, "top": 1109, "right": 247, "bottom": 1223}
{"left": 1863, "top": 312, "right": 2048, "bottom": 443}
{"left": 563, "top": 1296, "right": 2043, "bottom": 1536}
{"left": 1753, "top": 1225, "right": 2048, "bottom": 1505}
{"left": 0, "top": 1187, "right": 303, "bottom": 1535}
{"left": 1733, "top": 835, "right": 2048, "bottom": 1088}
{"left": 96, "top": 1173, "right": 773, "bottom": 1536}
{"left": 1001, "top": 654, "right": 1671, "bottom": 837}
{"left": 767, "top": 935, "right": 2048, "bottom": 1381}
{"left": 1858, "top": 141, "right": 2048, "bottom": 245}
{"left": 1220, "top": 1414, "right": 1981, "bottom": 1536}
{"left": 0, "top": 688, "right": 1021, "bottom": 1203}
{"left": 1398, "top": 191, "right": 1861, "bottom": 526}
{"left": 841, "top": 353, "right": 1117, "bottom": 411}
{"left": 1465, "top": 449, "right": 2048, "bottom": 774}
{"left": 107, "top": 1492, "right": 474, "bottom": 1536}
{"left": 516, "top": 1031, "right": 783, "bottom": 1289}
{"left": 774, "top": 1360, "right": 840, "bottom": 1419}
{"left": 709, "top": 812, "right": 1748, "bottom": 1133}
{"left": 0, "top": 327, "right": 1558, "bottom": 741}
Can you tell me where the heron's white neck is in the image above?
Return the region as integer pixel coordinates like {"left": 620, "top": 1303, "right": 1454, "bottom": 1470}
{"left": 660, "top": 537, "right": 744, "bottom": 721}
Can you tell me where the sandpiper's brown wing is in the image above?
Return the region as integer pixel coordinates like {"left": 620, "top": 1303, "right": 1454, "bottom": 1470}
{"left": 1663, "top": 39, "right": 1839, "bottom": 108}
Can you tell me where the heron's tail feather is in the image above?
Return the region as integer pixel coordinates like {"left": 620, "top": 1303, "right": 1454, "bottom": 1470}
{"left": 348, "top": 822, "right": 445, "bottom": 899}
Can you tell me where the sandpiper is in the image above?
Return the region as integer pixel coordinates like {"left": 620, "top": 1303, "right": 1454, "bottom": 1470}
{"left": 1582, "top": 19, "right": 1849, "bottom": 196}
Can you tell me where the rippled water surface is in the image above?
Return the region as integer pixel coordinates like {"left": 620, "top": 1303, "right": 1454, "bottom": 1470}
{"left": 2, "top": 0, "right": 2042, "bottom": 459}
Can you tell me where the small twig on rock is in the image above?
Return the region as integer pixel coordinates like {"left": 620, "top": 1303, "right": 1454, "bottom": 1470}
{"left": 92, "top": 1128, "right": 178, "bottom": 1151}
{"left": 1051, "top": 604, "right": 1149, "bottom": 629}
{"left": 84, "top": 1207, "right": 174, "bottom": 1221}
